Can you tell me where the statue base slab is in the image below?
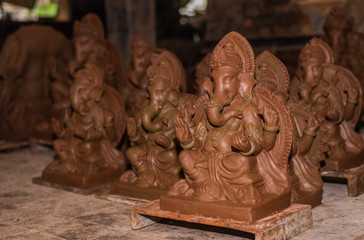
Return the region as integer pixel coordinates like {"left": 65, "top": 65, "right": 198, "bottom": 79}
{"left": 0, "top": 140, "right": 29, "bottom": 151}
{"left": 321, "top": 163, "right": 364, "bottom": 197}
{"left": 131, "top": 200, "right": 312, "bottom": 240}
{"left": 323, "top": 150, "right": 364, "bottom": 171}
{"left": 32, "top": 177, "right": 108, "bottom": 195}
{"left": 292, "top": 189, "right": 322, "bottom": 208}
{"left": 160, "top": 192, "right": 291, "bottom": 222}
{"left": 109, "top": 181, "right": 168, "bottom": 200}
{"left": 95, "top": 192, "right": 150, "bottom": 205}
{"left": 39, "top": 167, "right": 124, "bottom": 188}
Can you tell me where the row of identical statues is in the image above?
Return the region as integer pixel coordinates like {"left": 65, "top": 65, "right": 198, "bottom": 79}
{"left": 1, "top": 12, "right": 363, "bottom": 224}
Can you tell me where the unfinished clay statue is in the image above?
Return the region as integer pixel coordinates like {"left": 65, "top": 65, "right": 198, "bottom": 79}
{"left": 291, "top": 38, "right": 364, "bottom": 171}
{"left": 0, "top": 25, "right": 72, "bottom": 144}
{"left": 256, "top": 50, "right": 324, "bottom": 207}
{"left": 125, "top": 36, "right": 187, "bottom": 117}
{"left": 124, "top": 36, "right": 163, "bottom": 117}
{"left": 70, "top": 13, "right": 126, "bottom": 93}
{"left": 42, "top": 63, "right": 126, "bottom": 187}
{"left": 112, "top": 51, "right": 187, "bottom": 199}
{"left": 322, "top": 7, "right": 364, "bottom": 119}
{"left": 161, "top": 32, "right": 293, "bottom": 222}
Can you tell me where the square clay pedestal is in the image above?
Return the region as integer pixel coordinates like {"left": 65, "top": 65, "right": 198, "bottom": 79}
{"left": 321, "top": 163, "right": 364, "bottom": 197}
{"left": 131, "top": 200, "right": 313, "bottom": 240}
{"left": 32, "top": 167, "right": 124, "bottom": 195}
{"left": 109, "top": 181, "right": 169, "bottom": 200}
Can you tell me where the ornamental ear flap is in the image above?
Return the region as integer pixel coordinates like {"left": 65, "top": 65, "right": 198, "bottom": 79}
{"left": 167, "top": 89, "right": 179, "bottom": 107}
{"left": 238, "top": 73, "right": 256, "bottom": 100}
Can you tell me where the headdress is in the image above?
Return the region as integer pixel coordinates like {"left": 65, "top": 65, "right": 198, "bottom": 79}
{"left": 73, "top": 13, "right": 104, "bottom": 40}
{"left": 210, "top": 31, "right": 255, "bottom": 75}
{"left": 299, "top": 38, "right": 334, "bottom": 64}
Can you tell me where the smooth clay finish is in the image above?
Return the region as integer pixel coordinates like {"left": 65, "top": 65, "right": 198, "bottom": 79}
{"left": 290, "top": 38, "right": 364, "bottom": 171}
{"left": 255, "top": 50, "right": 324, "bottom": 207}
{"left": 113, "top": 51, "right": 193, "bottom": 199}
{"left": 124, "top": 36, "right": 187, "bottom": 117}
{"left": 41, "top": 63, "right": 127, "bottom": 188}
{"left": 160, "top": 31, "right": 293, "bottom": 222}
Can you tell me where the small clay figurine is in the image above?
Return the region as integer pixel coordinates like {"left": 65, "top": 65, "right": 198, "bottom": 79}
{"left": 41, "top": 63, "right": 126, "bottom": 187}
{"left": 291, "top": 38, "right": 364, "bottom": 171}
{"left": 161, "top": 32, "right": 293, "bottom": 222}
{"left": 0, "top": 25, "right": 72, "bottom": 144}
{"left": 117, "top": 51, "right": 186, "bottom": 194}
{"left": 322, "top": 7, "right": 364, "bottom": 119}
{"left": 256, "top": 50, "right": 325, "bottom": 207}
{"left": 125, "top": 36, "right": 187, "bottom": 117}
{"left": 124, "top": 36, "right": 163, "bottom": 117}
{"left": 70, "top": 13, "right": 126, "bottom": 93}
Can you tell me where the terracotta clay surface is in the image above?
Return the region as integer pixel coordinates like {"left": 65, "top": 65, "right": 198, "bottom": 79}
{"left": 162, "top": 31, "right": 293, "bottom": 222}
{"left": 113, "top": 51, "right": 191, "bottom": 199}
{"left": 41, "top": 63, "right": 126, "bottom": 188}
{"left": 124, "top": 36, "right": 187, "bottom": 117}
{"left": 0, "top": 25, "right": 72, "bottom": 144}
{"left": 70, "top": 13, "right": 126, "bottom": 93}
{"left": 322, "top": 7, "right": 364, "bottom": 119}
{"left": 291, "top": 37, "right": 364, "bottom": 171}
{"left": 255, "top": 50, "right": 324, "bottom": 207}
{"left": 133, "top": 200, "right": 312, "bottom": 240}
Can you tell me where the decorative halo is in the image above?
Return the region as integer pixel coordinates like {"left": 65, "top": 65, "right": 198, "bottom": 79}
{"left": 211, "top": 31, "right": 255, "bottom": 75}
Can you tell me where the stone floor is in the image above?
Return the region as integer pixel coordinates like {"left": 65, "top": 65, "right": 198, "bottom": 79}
{"left": 0, "top": 147, "right": 364, "bottom": 240}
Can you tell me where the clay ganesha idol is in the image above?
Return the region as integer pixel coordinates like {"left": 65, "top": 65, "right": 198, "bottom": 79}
{"left": 256, "top": 50, "right": 325, "bottom": 207}
{"left": 111, "top": 51, "right": 190, "bottom": 199}
{"left": 160, "top": 31, "right": 293, "bottom": 222}
{"left": 0, "top": 25, "right": 72, "bottom": 143}
{"left": 124, "top": 36, "right": 187, "bottom": 117}
{"left": 70, "top": 13, "right": 126, "bottom": 93}
{"left": 290, "top": 38, "right": 364, "bottom": 171}
{"left": 41, "top": 63, "right": 127, "bottom": 187}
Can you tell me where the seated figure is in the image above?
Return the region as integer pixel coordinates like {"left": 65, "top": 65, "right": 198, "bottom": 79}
{"left": 42, "top": 63, "right": 126, "bottom": 187}
{"left": 161, "top": 32, "right": 293, "bottom": 222}
{"left": 118, "top": 51, "right": 186, "bottom": 191}
{"left": 256, "top": 50, "right": 326, "bottom": 207}
{"left": 291, "top": 38, "right": 364, "bottom": 171}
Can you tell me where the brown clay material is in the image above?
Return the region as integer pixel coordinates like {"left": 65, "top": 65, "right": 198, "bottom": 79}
{"left": 32, "top": 176, "right": 110, "bottom": 195}
{"left": 40, "top": 63, "right": 126, "bottom": 188}
{"left": 160, "top": 192, "right": 291, "bottom": 222}
{"left": 163, "top": 31, "right": 292, "bottom": 222}
{"left": 116, "top": 51, "right": 190, "bottom": 197}
{"left": 321, "top": 164, "right": 364, "bottom": 197}
{"left": 322, "top": 7, "right": 364, "bottom": 120}
{"left": 124, "top": 36, "right": 187, "bottom": 117}
{"left": 0, "top": 25, "right": 72, "bottom": 144}
{"left": 132, "top": 200, "right": 313, "bottom": 240}
{"left": 255, "top": 50, "right": 324, "bottom": 207}
{"left": 291, "top": 38, "right": 364, "bottom": 172}
{"left": 70, "top": 13, "right": 126, "bottom": 93}
{"left": 110, "top": 181, "right": 169, "bottom": 200}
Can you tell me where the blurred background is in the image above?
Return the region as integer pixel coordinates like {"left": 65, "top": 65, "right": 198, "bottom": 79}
{"left": 0, "top": 0, "right": 362, "bottom": 92}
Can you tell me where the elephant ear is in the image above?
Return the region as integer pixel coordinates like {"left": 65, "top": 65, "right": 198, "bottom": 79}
{"left": 253, "top": 85, "right": 293, "bottom": 170}
{"left": 255, "top": 50, "right": 289, "bottom": 101}
{"left": 99, "top": 84, "right": 127, "bottom": 147}
{"left": 324, "top": 64, "right": 362, "bottom": 127}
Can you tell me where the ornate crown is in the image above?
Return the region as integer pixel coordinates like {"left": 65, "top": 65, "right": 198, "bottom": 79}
{"left": 299, "top": 38, "right": 334, "bottom": 64}
{"left": 210, "top": 31, "right": 255, "bottom": 75}
{"left": 73, "top": 13, "right": 104, "bottom": 40}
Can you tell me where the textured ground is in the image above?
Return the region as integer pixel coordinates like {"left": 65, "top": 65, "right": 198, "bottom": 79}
{"left": 0, "top": 147, "right": 363, "bottom": 240}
